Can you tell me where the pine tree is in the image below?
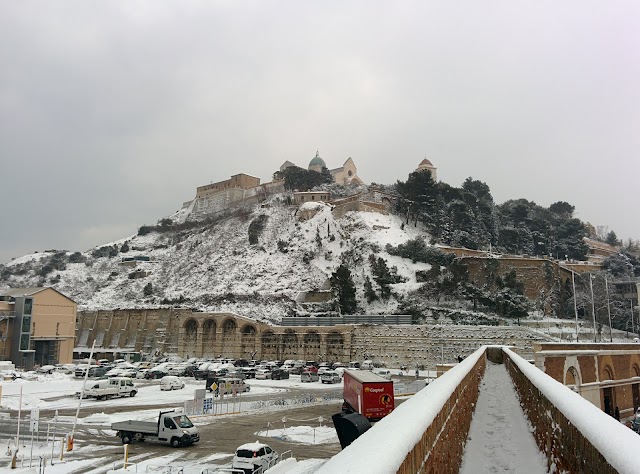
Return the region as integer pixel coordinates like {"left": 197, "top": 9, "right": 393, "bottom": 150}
{"left": 364, "top": 276, "right": 378, "bottom": 303}
{"left": 330, "top": 264, "right": 358, "bottom": 314}
{"left": 605, "top": 231, "right": 619, "bottom": 246}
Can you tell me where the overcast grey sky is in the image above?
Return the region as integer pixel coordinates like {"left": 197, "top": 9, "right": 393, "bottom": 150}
{"left": 1, "top": 1, "right": 639, "bottom": 264}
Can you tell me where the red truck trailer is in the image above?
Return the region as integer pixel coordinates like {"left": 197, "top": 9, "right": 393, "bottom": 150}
{"left": 342, "top": 369, "right": 394, "bottom": 421}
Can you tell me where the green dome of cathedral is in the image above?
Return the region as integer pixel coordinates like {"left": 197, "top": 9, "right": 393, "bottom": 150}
{"left": 309, "top": 151, "right": 326, "bottom": 169}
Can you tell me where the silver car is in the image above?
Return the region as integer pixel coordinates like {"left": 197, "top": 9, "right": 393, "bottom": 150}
{"left": 320, "top": 370, "right": 341, "bottom": 384}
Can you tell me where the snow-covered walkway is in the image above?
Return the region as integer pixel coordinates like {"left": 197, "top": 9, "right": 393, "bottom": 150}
{"left": 460, "top": 362, "right": 548, "bottom": 474}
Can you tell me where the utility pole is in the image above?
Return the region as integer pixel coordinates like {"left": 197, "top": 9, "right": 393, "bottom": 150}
{"left": 605, "top": 274, "right": 613, "bottom": 342}
{"left": 572, "top": 272, "right": 579, "bottom": 342}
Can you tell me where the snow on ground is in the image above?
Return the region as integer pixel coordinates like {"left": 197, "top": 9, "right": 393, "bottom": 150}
{"left": 255, "top": 425, "right": 338, "bottom": 445}
{"left": 0, "top": 373, "right": 323, "bottom": 412}
{"left": 459, "top": 361, "right": 547, "bottom": 474}
{"left": 2, "top": 197, "right": 438, "bottom": 321}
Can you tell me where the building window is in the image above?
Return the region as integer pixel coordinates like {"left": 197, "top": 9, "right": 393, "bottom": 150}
{"left": 21, "top": 316, "right": 31, "bottom": 333}
{"left": 312, "top": 196, "right": 315, "bottom": 200}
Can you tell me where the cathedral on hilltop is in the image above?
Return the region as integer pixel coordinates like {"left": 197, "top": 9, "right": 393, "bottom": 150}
{"left": 280, "top": 151, "right": 364, "bottom": 186}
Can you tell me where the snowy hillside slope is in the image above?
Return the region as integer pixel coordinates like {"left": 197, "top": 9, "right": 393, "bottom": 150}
{"left": 0, "top": 195, "right": 431, "bottom": 322}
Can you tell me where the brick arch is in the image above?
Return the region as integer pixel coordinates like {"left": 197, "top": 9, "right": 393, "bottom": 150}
{"left": 202, "top": 319, "right": 217, "bottom": 356}
{"left": 564, "top": 366, "right": 581, "bottom": 389}
{"left": 183, "top": 318, "right": 198, "bottom": 348}
{"left": 633, "top": 363, "right": 640, "bottom": 378}
{"left": 222, "top": 318, "right": 237, "bottom": 336}
{"left": 220, "top": 318, "right": 238, "bottom": 357}
{"left": 603, "top": 365, "right": 614, "bottom": 381}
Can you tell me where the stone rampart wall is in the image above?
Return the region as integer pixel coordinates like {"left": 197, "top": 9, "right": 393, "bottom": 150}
{"left": 76, "top": 309, "right": 554, "bottom": 367}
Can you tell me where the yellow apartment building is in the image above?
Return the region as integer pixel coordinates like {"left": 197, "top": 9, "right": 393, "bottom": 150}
{"left": 0, "top": 287, "right": 76, "bottom": 369}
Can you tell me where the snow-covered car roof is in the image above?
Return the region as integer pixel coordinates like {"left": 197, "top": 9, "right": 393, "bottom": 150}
{"left": 236, "top": 441, "right": 270, "bottom": 451}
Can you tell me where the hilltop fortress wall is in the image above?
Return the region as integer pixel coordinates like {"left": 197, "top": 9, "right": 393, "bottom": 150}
{"left": 75, "top": 309, "right": 553, "bottom": 366}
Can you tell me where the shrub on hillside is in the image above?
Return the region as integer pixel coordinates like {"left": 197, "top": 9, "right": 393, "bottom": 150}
{"left": 248, "top": 215, "right": 269, "bottom": 245}
{"left": 68, "top": 251, "right": 86, "bottom": 263}
{"left": 386, "top": 238, "right": 454, "bottom": 266}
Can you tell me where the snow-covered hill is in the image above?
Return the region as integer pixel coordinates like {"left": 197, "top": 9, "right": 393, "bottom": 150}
{"left": 0, "top": 195, "right": 432, "bottom": 322}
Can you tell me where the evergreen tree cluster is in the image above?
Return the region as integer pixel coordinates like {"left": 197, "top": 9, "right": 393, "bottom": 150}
{"left": 386, "top": 238, "right": 454, "bottom": 266}
{"left": 274, "top": 165, "right": 333, "bottom": 191}
{"left": 248, "top": 215, "right": 269, "bottom": 245}
{"left": 330, "top": 264, "right": 358, "bottom": 314}
{"left": 394, "top": 170, "right": 591, "bottom": 260}
{"left": 368, "top": 254, "right": 406, "bottom": 299}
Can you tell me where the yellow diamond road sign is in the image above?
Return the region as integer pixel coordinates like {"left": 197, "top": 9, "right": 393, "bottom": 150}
{"left": 210, "top": 382, "right": 218, "bottom": 391}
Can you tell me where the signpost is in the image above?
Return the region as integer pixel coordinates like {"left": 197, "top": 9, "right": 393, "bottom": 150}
{"left": 29, "top": 407, "right": 39, "bottom": 467}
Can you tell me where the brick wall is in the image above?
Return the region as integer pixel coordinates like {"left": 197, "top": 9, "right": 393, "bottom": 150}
{"left": 397, "top": 354, "right": 486, "bottom": 474}
{"left": 505, "top": 351, "right": 618, "bottom": 473}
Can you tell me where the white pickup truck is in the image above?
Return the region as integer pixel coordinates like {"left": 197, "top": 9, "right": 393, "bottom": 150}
{"left": 111, "top": 410, "right": 200, "bottom": 447}
{"left": 79, "top": 377, "right": 137, "bottom": 400}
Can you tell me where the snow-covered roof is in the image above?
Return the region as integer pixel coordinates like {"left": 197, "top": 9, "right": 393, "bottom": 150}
{"left": 236, "top": 441, "right": 270, "bottom": 451}
{"left": 298, "top": 201, "right": 328, "bottom": 211}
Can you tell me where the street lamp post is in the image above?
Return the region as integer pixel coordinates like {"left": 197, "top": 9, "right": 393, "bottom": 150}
{"left": 572, "top": 272, "right": 579, "bottom": 342}
{"left": 605, "top": 274, "right": 613, "bottom": 342}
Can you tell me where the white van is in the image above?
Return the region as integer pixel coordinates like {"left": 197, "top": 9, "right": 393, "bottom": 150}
{"left": 160, "top": 375, "right": 185, "bottom": 391}
{"left": 362, "top": 360, "right": 374, "bottom": 370}
{"left": 82, "top": 377, "right": 137, "bottom": 400}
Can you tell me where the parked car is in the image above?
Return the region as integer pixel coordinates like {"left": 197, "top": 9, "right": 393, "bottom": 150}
{"left": 303, "top": 365, "right": 318, "bottom": 373}
{"left": 317, "top": 366, "right": 331, "bottom": 376}
{"left": 36, "top": 365, "right": 56, "bottom": 374}
{"left": 255, "top": 369, "right": 272, "bottom": 380}
{"left": 183, "top": 364, "right": 200, "bottom": 377}
{"left": 167, "top": 365, "right": 188, "bottom": 376}
{"left": 239, "top": 367, "right": 256, "bottom": 379}
{"left": 87, "top": 366, "right": 110, "bottom": 378}
{"left": 53, "top": 364, "right": 76, "bottom": 375}
{"left": 145, "top": 369, "right": 168, "bottom": 380}
{"left": 81, "top": 377, "right": 137, "bottom": 400}
{"left": 227, "top": 369, "right": 247, "bottom": 380}
{"left": 75, "top": 365, "right": 99, "bottom": 378}
{"left": 221, "top": 377, "right": 250, "bottom": 395}
{"left": 301, "top": 371, "right": 319, "bottom": 382}
{"left": 376, "top": 369, "right": 392, "bottom": 380}
{"left": 288, "top": 366, "right": 304, "bottom": 375}
{"left": 321, "top": 371, "right": 341, "bottom": 384}
{"left": 160, "top": 375, "right": 185, "bottom": 391}
{"left": 232, "top": 442, "right": 278, "bottom": 473}
{"left": 271, "top": 369, "right": 290, "bottom": 380}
